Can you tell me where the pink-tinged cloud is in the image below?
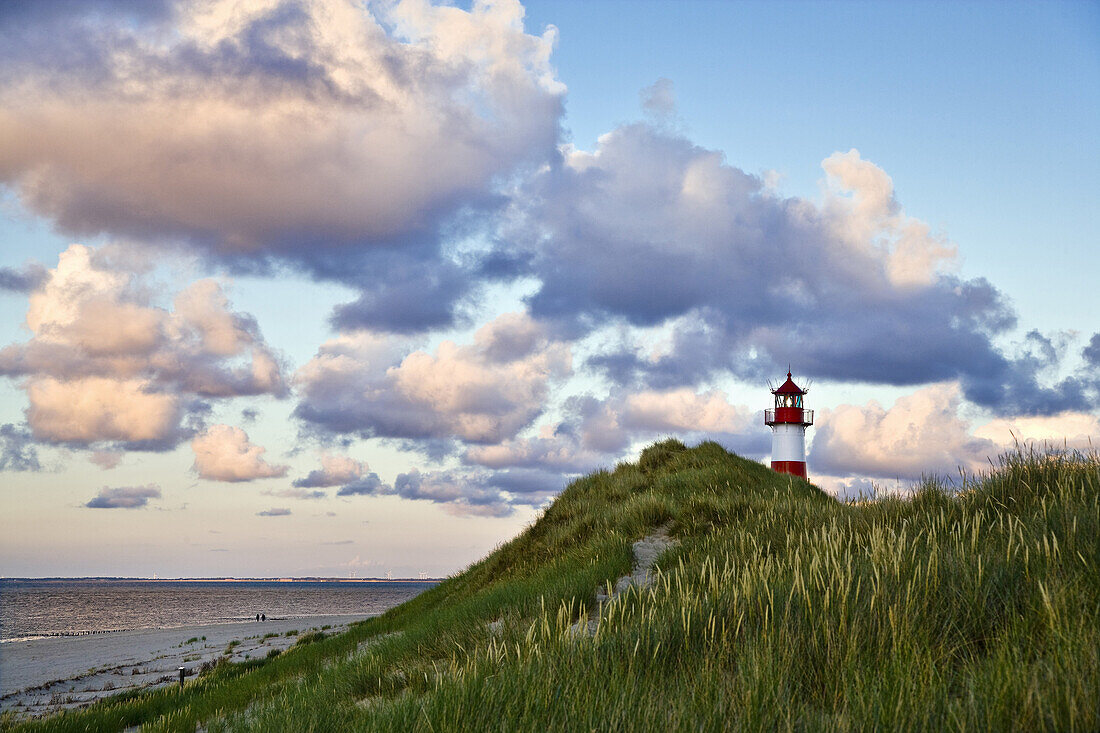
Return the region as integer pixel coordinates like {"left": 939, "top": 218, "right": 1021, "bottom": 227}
{"left": 0, "top": 0, "right": 563, "bottom": 253}
{"left": 619, "top": 388, "right": 753, "bottom": 434}
{"left": 191, "top": 425, "right": 288, "bottom": 482}
{"left": 0, "top": 245, "right": 288, "bottom": 448}
{"left": 295, "top": 313, "right": 571, "bottom": 445}
{"left": 27, "top": 378, "right": 182, "bottom": 445}
{"left": 809, "top": 384, "right": 998, "bottom": 481}
{"left": 294, "top": 453, "right": 370, "bottom": 488}
{"left": 973, "top": 413, "right": 1100, "bottom": 453}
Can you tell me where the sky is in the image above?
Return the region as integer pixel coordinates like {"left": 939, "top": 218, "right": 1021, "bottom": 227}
{"left": 1, "top": 0, "right": 1097, "bottom": 578}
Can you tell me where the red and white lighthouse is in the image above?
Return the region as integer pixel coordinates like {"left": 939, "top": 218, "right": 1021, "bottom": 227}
{"left": 764, "top": 370, "right": 814, "bottom": 479}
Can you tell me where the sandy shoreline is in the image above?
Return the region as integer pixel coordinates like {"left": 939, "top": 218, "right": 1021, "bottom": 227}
{"left": 0, "top": 614, "right": 374, "bottom": 719}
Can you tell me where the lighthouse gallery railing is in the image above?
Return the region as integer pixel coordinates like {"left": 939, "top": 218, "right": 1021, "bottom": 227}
{"left": 764, "top": 408, "right": 814, "bottom": 426}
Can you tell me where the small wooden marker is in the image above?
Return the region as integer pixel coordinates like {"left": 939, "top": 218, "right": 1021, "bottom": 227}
{"left": 178, "top": 666, "right": 185, "bottom": 690}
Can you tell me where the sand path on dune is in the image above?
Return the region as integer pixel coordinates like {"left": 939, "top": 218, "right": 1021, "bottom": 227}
{"left": 571, "top": 525, "right": 677, "bottom": 636}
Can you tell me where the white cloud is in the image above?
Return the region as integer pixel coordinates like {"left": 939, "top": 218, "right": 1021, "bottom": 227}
{"left": 191, "top": 424, "right": 288, "bottom": 482}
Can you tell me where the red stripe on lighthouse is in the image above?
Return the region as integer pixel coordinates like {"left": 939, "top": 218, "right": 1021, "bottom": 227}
{"left": 771, "top": 461, "right": 807, "bottom": 479}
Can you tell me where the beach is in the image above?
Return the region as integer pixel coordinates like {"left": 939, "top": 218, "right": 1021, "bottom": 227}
{"left": 0, "top": 614, "right": 372, "bottom": 718}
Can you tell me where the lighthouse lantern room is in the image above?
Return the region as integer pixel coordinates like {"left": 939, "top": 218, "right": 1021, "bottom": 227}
{"left": 764, "top": 370, "right": 814, "bottom": 479}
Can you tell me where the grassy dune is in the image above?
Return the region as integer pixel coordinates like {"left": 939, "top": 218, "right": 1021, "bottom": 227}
{"left": 8, "top": 440, "right": 1099, "bottom": 732}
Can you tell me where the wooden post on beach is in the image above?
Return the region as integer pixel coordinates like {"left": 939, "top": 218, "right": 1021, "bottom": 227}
{"left": 178, "top": 666, "right": 185, "bottom": 691}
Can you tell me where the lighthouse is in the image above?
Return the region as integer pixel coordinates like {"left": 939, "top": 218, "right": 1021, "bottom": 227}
{"left": 764, "top": 370, "right": 814, "bottom": 479}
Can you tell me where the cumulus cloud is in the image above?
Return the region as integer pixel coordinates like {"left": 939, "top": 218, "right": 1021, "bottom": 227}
{"left": 191, "top": 424, "right": 288, "bottom": 482}
{"left": 257, "top": 507, "right": 291, "bottom": 517}
{"left": 0, "top": 245, "right": 288, "bottom": 448}
{"left": 0, "top": 0, "right": 563, "bottom": 332}
{"left": 295, "top": 312, "right": 571, "bottom": 446}
{"left": 808, "top": 384, "right": 998, "bottom": 481}
{"left": 293, "top": 453, "right": 370, "bottom": 488}
{"left": 85, "top": 484, "right": 161, "bottom": 509}
{"left": 0, "top": 423, "right": 40, "bottom": 471}
{"left": 482, "top": 122, "right": 1085, "bottom": 415}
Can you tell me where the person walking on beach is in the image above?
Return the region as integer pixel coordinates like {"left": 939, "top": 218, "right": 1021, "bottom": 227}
{"left": 261, "top": 613, "right": 266, "bottom": 621}
{"left": 256, "top": 613, "right": 260, "bottom": 621}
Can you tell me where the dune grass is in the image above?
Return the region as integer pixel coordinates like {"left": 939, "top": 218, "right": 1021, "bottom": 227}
{"left": 6, "top": 440, "right": 1098, "bottom": 732}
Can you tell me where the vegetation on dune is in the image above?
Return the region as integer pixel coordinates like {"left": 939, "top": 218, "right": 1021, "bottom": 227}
{"left": 7, "top": 440, "right": 1099, "bottom": 732}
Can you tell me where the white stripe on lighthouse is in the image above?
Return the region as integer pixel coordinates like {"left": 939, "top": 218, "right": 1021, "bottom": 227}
{"left": 770, "top": 423, "right": 806, "bottom": 463}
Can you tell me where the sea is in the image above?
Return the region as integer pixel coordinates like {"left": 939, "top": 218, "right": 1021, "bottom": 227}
{"left": 0, "top": 579, "right": 438, "bottom": 642}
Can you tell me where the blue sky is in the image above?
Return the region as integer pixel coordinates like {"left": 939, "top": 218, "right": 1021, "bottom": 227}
{"left": 527, "top": 0, "right": 1100, "bottom": 334}
{"left": 0, "top": 0, "right": 1097, "bottom": 577}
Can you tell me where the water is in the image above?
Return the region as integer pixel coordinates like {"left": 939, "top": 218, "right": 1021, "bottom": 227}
{"left": 0, "top": 579, "right": 438, "bottom": 642}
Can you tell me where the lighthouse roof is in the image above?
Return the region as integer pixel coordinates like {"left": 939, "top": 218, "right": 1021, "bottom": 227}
{"left": 772, "top": 371, "right": 806, "bottom": 395}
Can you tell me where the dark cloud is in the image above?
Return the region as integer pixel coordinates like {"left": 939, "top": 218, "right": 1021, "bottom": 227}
{"left": 391, "top": 469, "right": 515, "bottom": 517}
{"left": 294, "top": 472, "right": 342, "bottom": 489}
{"left": 1083, "top": 333, "right": 1100, "bottom": 369}
{"left": 327, "top": 251, "right": 475, "bottom": 334}
{"left": 0, "top": 263, "right": 48, "bottom": 293}
{"left": 85, "top": 484, "right": 161, "bottom": 509}
{"left": 485, "top": 125, "right": 1092, "bottom": 416}
{"left": 257, "top": 507, "right": 291, "bottom": 517}
{"left": 961, "top": 330, "right": 1091, "bottom": 416}
{"left": 0, "top": 423, "right": 40, "bottom": 471}
{"left": 329, "top": 464, "right": 557, "bottom": 517}
{"left": 335, "top": 473, "right": 387, "bottom": 497}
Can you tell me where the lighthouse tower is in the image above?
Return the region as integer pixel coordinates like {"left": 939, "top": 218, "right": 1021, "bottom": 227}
{"left": 764, "top": 370, "right": 814, "bottom": 478}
